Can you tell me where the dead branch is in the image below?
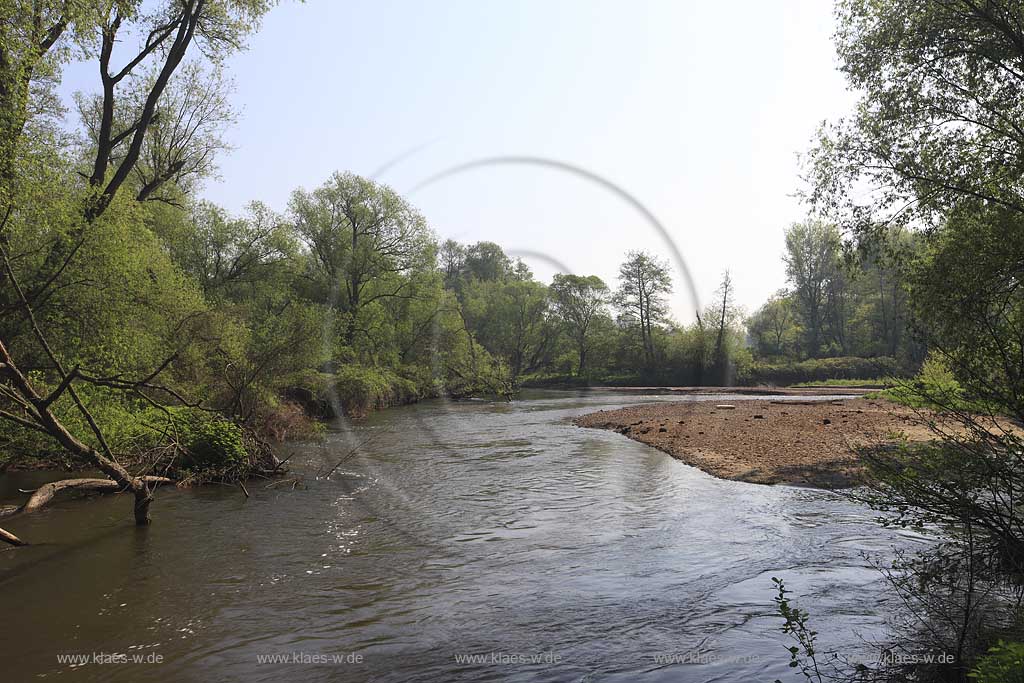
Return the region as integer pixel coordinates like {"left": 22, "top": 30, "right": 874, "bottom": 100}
{"left": 0, "top": 476, "right": 171, "bottom": 519}
{"left": 264, "top": 477, "right": 301, "bottom": 489}
{"left": 0, "top": 526, "right": 26, "bottom": 546}
{"left": 0, "top": 245, "right": 157, "bottom": 524}
{"left": 319, "top": 433, "right": 380, "bottom": 479}
{"left": 271, "top": 451, "right": 296, "bottom": 473}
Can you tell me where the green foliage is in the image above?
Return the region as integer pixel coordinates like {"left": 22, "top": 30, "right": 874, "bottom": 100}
{"left": 808, "top": 0, "right": 1024, "bottom": 232}
{"left": 612, "top": 250, "right": 672, "bottom": 367}
{"left": 771, "top": 577, "right": 828, "bottom": 683}
{"left": 883, "top": 353, "right": 963, "bottom": 410}
{"left": 177, "top": 411, "right": 247, "bottom": 472}
{"left": 905, "top": 205, "right": 1024, "bottom": 420}
{"left": 462, "top": 241, "right": 512, "bottom": 282}
{"left": 331, "top": 365, "right": 421, "bottom": 417}
{"left": 797, "top": 4, "right": 1024, "bottom": 674}
{"left": 289, "top": 171, "right": 434, "bottom": 348}
{"left": 784, "top": 219, "right": 841, "bottom": 358}
{"left": 549, "top": 273, "right": 609, "bottom": 376}
{"left": 767, "top": 222, "right": 919, "bottom": 365}
{"left": 461, "top": 276, "right": 552, "bottom": 379}
{"left": 2, "top": 194, "right": 210, "bottom": 422}
{"left": 792, "top": 377, "right": 891, "bottom": 388}
{"left": 0, "top": 381, "right": 165, "bottom": 468}
{"left": 154, "top": 200, "right": 298, "bottom": 298}
{"left": 969, "top": 641, "right": 1024, "bottom": 683}
{"left": 747, "top": 290, "right": 800, "bottom": 359}
{"left": 739, "top": 356, "right": 903, "bottom": 387}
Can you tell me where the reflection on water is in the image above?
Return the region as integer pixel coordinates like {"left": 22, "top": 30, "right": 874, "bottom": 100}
{"left": 0, "top": 390, "right": 927, "bottom": 682}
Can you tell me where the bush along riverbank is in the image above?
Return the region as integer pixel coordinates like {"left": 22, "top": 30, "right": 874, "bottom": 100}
{"left": 520, "top": 356, "right": 908, "bottom": 391}
{"left": 0, "top": 357, "right": 517, "bottom": 546}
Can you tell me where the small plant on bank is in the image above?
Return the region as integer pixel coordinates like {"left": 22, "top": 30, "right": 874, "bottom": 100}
{"left": 174, "top": 411, "right": 251, "bottom": 483}
{"left": 771, "top": 578, "right": 876, "bottom": 682}
{"left": 773, "top": 577, "right": 827, "bottom": 683}
{"left": 969, "top": 641, "right": 1024, "bottom": 683}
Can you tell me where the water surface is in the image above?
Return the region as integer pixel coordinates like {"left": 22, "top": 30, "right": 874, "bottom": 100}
{"left": 0, "top": 390, "right": 925, "bottom": 681}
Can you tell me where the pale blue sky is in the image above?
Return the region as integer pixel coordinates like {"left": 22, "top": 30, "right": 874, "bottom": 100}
{"left": 60, "top": 0, "right": 854, "bottom": 321}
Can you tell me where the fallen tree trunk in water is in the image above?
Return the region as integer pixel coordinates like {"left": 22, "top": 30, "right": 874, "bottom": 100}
{"left": 0, "top": 476, "right": 172, "bottom": 520}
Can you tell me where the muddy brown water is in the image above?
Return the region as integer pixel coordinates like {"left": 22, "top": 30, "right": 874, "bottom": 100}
{"left": 0, "top": 390, "right": 927, "bottom": 682}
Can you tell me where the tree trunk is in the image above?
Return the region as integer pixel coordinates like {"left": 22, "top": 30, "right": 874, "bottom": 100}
{"left": 0, "top": 476, "right": 171, "bottom": 518}
{"left": 134, "top": 482, "right": 153, "bottom": 526}
{"left": 0, "top": 339, "right": 162, "bottom": 524}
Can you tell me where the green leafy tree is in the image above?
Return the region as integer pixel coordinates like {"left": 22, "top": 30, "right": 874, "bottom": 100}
{"left": 0, "top": 0, "right": 276, "bottom": 529}
{"left": 462, "top": 277, "right": 551, "bottom": 379}
{"left": 808, "top": 0, "right": 1024, "bottom": 233}
{"left": 549, "top": 273, "right": 609, "bottom": 376}
{"left": 794, "top": 1, "right": 1024, "bottom": 676}
{"left": 462, "top": 241, "right": 511, "bottom": 282}
{"left": 290, "top": 171, "right": 434, "bottom": 348}
{"left": 158, "top": 200, "right": 297, "bottom": 298}
{"left": 747, "top": 291, "right": 800, "bottom": 359}
{"left": 613, "top": 250, "right": 672, "bottom": 367}
{"left": 783, "top": 219, "right": 841, "bottom": 358}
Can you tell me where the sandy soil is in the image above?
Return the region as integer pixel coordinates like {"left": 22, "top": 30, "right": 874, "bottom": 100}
{"left": 574, "top": 397, "right": 937, "bottom": 488}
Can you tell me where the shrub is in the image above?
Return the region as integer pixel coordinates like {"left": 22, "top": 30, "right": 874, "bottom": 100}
{"left": 969, "top": 641, "right": 1024, "bottom": 683}
{"left": 885, "top": 352, "right": 966, "bottom": 410}
{"left": 737, "top": 356, "right": 907, "bottom": 386}
{"left": 258, "top": 400, "right": 323, "bottom": 442}
{"left": 517, "top": 373, "right": 591, "bottom": 388}
{"left": 330, "top": 365, "right": 421, "bottom": 417}
{"left": 177, "top": 411, "right": 248, "bottom": 472}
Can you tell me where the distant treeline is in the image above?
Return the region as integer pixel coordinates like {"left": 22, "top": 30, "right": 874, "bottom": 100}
{"left": 2, "top": 160, "right": 929, "bottom": 472}
{"left": 0, "top": 0, "right": 924, "bottom": 479}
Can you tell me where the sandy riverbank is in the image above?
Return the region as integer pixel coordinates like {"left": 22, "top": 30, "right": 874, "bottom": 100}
{"left": 574, "top": 396, "right": 936, "bottom": 488}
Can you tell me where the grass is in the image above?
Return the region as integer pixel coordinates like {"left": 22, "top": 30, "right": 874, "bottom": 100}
{"left": 790, "top": 377, "right": 894, "bottom": 388}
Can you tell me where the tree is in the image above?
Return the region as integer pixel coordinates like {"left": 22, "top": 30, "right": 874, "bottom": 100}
{"left": 0, "top": 1, "right": 85, "bottom": 219}
{"left": 858, "top": 227, "right": 919, "bottom": 361}
{"left": 747, "top": 291, "right": 799, "bottom": 359}
{"left": 707, "top": 270, "right": 742, "bottom": 384}
{"left": 794, "top": 1, "right": 1024, "bottom": 675}
{"left": 808, "top": 0, "right": 1024, "bottom": 234}
{"left": 549, "top": 274, "right": 609, "bottom": 375}
{"left": 290, "top": 172, "right": 433, "bottom": 347}
{"left": 76, "top": 62, "right": 238, "bottom": 205}
{"left": 0, "top": 217, "right": 193, "bottom": 527}
{"left": 82, "top": 0, "right": 274, "bottom": 219}
{"left": 783, "top": 219, "right": 840, "bottom": 358}
{"left": 461, "top": 277, "right": 551, "bottom": 379}
{"left": 0, "top": 0, "right": 274, "bottom": 532}
{"left": 613, "top": 250, "right": 672, "bottom": 366}
{"left": 749, "top": 227, "right": 920, "bottom": 364}
{"left": 823, "top": 257, "right": 853, "bottom": 356}
{"left": 439, "top": 238, "right": 466, "bottom": 290}
{"left": 463, "top": 241, "right": 511, "bottom": 282}
{"left": 164, "top": 200, "right": 297, "bottom": 298}
{"left": 851, "top": 205, "right": 1024, "bottom": 676}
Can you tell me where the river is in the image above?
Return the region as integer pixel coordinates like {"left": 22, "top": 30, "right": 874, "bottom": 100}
{"left": 0, "top": 390, "right": 927, "bottom": 682}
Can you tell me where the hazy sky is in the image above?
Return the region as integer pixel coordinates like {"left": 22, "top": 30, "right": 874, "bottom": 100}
{"left": 60, "top": 0, "right": 855, "bottom": 321}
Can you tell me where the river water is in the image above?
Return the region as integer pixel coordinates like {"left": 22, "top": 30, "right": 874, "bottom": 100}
{"left": 0, "top": 390, "right": 926, "bottom": 682}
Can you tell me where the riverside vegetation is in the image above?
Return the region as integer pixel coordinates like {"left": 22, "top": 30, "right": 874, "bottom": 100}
{"left": 756, "top": 1, "right": 1024, "bottom": 682}
{"left": 0, "top": 0, "right": 924, "bottom": 526}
